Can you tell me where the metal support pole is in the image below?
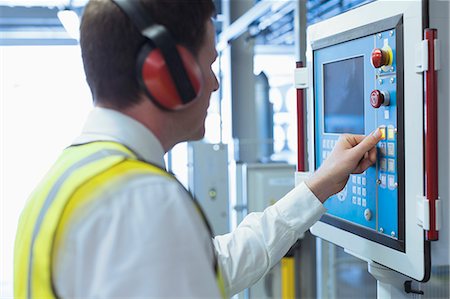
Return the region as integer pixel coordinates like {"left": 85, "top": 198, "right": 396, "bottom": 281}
{"left": 229, "top": 0, "right": 257, "bottom": 163}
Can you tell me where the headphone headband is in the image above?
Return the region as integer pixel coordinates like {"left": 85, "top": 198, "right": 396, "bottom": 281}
{"left": 111, "top": 0, "right": 153, "bottom": 32}
{"left": 111, "top": 0, "right": 198, "bottom": 104}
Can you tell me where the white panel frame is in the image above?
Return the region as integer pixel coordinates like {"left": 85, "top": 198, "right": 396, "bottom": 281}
{"left": 306, "top": 0, "right": 429, "bottom": 281}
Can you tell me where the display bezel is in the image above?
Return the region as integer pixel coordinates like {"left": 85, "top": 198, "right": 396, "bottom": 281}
{"left": 313, "top": 15, "right": 405, "bottom": 252}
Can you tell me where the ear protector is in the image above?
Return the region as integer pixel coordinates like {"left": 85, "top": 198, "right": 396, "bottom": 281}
{"left": 111, "top": 0, "right": 202, "bottom": 110}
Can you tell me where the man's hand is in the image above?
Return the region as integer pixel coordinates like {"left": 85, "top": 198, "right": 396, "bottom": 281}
{"left": 306, "top": 129, "right": 382, "bottom": 203}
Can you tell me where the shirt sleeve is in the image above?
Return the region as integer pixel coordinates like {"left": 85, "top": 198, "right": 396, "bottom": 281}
{"left": 213, "top": 181, "right": 326, "bottom": 296}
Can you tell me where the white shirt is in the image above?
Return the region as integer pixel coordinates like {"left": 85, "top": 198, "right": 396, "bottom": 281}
{"left": 54, "top": 107, "right": 326, "bottom": 298}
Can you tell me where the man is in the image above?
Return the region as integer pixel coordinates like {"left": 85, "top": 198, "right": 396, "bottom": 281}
{"left": 14, "top": 0, "right": 382, "bottom": 298}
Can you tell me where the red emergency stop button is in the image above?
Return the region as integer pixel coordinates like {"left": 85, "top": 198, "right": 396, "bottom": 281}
{"left": 371, "top": 48, "right": 390, "bottom": 68}
{"left": 370, "top": 90, "right": 390, "bottom": 108}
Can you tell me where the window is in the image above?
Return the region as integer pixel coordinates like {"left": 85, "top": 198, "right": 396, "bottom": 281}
{"left": 254, "top": 54, "right": 297, "bottom": 164}
{"left": 1, "top": 45, "right": 92, "bottom": 297}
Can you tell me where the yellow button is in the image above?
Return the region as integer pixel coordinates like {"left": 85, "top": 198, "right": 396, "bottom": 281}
{"left": 387, "top": 127, "right": 395, "bottom": 140}
{"left": 379, "top": 126, "right": 386, "bottom": 140}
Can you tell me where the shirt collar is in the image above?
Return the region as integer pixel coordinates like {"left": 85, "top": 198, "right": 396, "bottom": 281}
{"left": 73, "top": 107, "right": 166, "bottom": 168}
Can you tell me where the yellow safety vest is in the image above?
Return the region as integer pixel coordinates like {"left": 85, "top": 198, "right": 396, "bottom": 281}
{"left": 14, "top": 141, "right": 227, "bottom": 298}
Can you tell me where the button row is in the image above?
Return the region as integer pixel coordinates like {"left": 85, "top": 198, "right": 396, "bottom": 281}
{"left": 379, "top": 142, "right": 395, "bottom": 157}
{"left": 352, "top": 196, "right": 367, "bottom": 207}
{"left": 352, "top": 185, "right": 367, "bottom": 196}
{"left": 378, "top": 173, "right": 397, "bottom": 189}
{"left": 351, "top": 175, "right": 367, "bottom": 186}
{"left": 379, "top": 125, "right": 396, "bottom": 140}
{"left": 380, "top": 158, "right": 396, "bottom": 173}
{"left": 322, "top": 139, "right": 337, "bottom": 150}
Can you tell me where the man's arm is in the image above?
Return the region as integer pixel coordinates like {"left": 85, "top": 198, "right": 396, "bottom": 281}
{"left": 214, "top": 181, "right": 325, "bottom": 296}
{"left": 306, "top": 129, "right": 382, "bottom": 202}
{"left": 215, "top": 130, "right": 382, "bottom": 295}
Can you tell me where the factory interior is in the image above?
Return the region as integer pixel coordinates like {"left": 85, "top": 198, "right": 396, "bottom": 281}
{"left": 1, "top": 0, "right": 449, "bottom": 298}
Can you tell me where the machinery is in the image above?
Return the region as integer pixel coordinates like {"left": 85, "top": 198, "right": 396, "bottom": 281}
{"left": 188, "top": 142, "right": 230, "bottom": 235}
{"left": 235, "top": 163, "right": 296, "bottom": 299}
{"left": 295, "top": 0, "right": 449, "bottom": 297}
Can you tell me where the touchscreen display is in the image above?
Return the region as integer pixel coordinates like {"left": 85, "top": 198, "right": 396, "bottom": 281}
{"left": 323, "top": 56, "right": 365, "bottom": 134}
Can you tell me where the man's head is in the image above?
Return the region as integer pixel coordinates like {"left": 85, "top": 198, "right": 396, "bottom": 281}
{"left": 80, "top": 0, "right": 216, "bottom": 109}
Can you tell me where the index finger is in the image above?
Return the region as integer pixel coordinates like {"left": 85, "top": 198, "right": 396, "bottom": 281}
{"left": 336, "top": 134, "right": 369, "bottom": 149}
{"left": 351, "top": 128, "right": 382, "bottom": 156}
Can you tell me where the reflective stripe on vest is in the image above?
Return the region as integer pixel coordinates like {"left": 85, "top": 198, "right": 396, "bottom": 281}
{"left": 14, "top": 141, "right": 226, "bottom": 298}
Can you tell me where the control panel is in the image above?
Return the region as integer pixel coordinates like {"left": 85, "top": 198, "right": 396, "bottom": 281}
{"left": 304, "top": 1, "right": 438, "bottom": 282}
{"left": 313, "top": 28, "right": 404, "bottom": 248}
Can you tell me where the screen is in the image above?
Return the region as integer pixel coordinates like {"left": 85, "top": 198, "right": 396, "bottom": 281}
{"left": 323, "top": 56, "right": 365, "bottom": 134}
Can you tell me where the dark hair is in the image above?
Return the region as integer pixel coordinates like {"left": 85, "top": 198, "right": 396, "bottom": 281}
{"left": 80, "top": 0, "right": 215, "bottom": 109}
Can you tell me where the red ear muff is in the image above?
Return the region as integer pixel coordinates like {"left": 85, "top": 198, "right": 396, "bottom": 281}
{"left": 111, "top": 0, "right": 200, "bottom": 110}
{"left": 139, "top": 45, "right": 202, "bottom": 110}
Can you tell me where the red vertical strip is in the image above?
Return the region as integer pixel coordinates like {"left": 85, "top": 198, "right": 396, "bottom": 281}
{"left": 296, "top": 61, "right": 306, "bottom": 172}
{"left": 424, "top": 29, "right": 439, "bottom": 241}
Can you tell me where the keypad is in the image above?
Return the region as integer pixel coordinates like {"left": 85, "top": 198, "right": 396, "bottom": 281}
{"left": 350, "top": 173, "right": 367, "bottom": 206}
{"left": 322, "top": 139, "right": 338, "bottom": 161}
{"left": 377, "top": 128, "right": 397, "bottom": 191}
